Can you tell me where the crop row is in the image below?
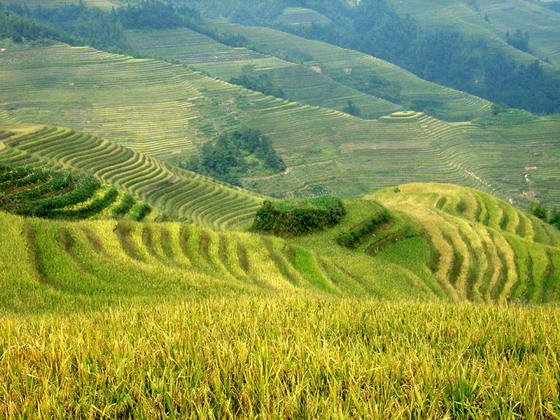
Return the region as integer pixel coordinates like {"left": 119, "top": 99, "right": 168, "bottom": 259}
{"left": 12, "top": 213, "right": 358, "bottom": 303}
{"left": 0, "top": 164, "right": 152, "bottom": 221}
{"left": 372, "top": 184, "right": 560, "bottom": 303}
{"left": 0, "top": 126, "right": 263, "bottom": 230}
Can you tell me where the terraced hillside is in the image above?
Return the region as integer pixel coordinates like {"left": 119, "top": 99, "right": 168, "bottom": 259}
{"left": 0, "top": 44, "right": 203, "bottom": 161}
{"left": 0, "top": 164, "right": 157, "bottom": 221}
{"left": 1, "top": 44, "right": 558, "bottom": 206}
{"left": 369, "top": 183, "right": 560, "bottom": 304}
{"left": 0, "top": 124, "right": 262, "bottom": 230}
{"left": 0, "top": 205, "right": 436, "bottom": 314}
{"left": 125, "top": 28, "right": 402, "bottom": 118}
{"left": 239, "top": 110, "right": 560, "bottom": 207}
{"left": 2, "top": 179, "right": 558, "bottom": 312}
{"left": 388, "top": 0, "right": 560, "bottom": 68}
{"left": 213, "top": 22, "right": 493, "bottom": 121}
{"left": 277, "top": 7, "right": 331, "bottom": 26}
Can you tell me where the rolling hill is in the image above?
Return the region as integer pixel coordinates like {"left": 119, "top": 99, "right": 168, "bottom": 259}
{"left": 1, "top": 138, "right": 558, "bottom": 310}
{"left": 1, "top": 2, "right": 560, "bottom": 417}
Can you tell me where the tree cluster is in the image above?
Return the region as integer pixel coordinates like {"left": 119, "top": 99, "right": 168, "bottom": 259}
{"left": 230, "top": 66, "right": 287, "bottom": 99}
{"left": 0, "top": 4, "right": 77, "bottom": 45}
{"left": 343, "top": 100, "right": 361, "bottom": 117}
{"left": 5, "top": 2, "right": 126, "bottom": 51}
{"left": 251, "top": 196, "right": 346, "bottom": 237}
{"left": 184, "top": 128, "right": 286, "bottom": 186}
{"left": 529, "top": 202, "right": 560, "bottom": 231}
{"left": 506, "top": 29, "right": 530, "bottom": 54}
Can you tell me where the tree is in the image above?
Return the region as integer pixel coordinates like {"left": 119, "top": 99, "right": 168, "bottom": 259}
{"left": 529, "top": 202, "right": 548, "bottom": 221}
{"left": 550, "top": 208, "right": 560, "bottom": 229}
{"left": 506, "top": 29, "right": 530, "bottom": 53}
{"left": 344, "top": 100, "right": 361, "bottom": 117}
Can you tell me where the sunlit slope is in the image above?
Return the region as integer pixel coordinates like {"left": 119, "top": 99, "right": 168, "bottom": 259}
{"left": 370, "top": 183, "right": 560, "bottom": 304}
{"left": 1, "top": 179, "right": 559, "bottom": 311}
{"left": 0, "top": 124, "right": 262, "bottom": 230}
{"left": 0, "top": 207, "right": 436, "bottom": 314}
{"left": 125, "top": 28, "right": 402, "bottom": 118}
{"left": 214, "top": 22, "right": 493, "bottom": 121}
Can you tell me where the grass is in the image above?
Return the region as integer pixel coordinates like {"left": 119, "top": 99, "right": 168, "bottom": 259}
{"left": 2, "top": 298, "right": 560, "bottom": 417}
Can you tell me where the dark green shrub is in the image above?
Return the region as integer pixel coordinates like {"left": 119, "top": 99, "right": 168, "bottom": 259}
{"left": 337, "top": 208, "right": 390, "bottom": 249}
{"left": 49, "top": 187, "right": 118, "bottom": 219}
{"left": 8, "top": 173, "right": 72, "bottom": 201}
{"left": 129, "top": 203, "right": 152, "bottom": 221}
{"left": 529, "top": 201, "right": 548, "bottom": 221}
{"left": 20, "top": 177, "right": 100, "bottom": 217}
{"left": 112, "top": 193, "right": 136, "bottom": 218}
{"left": 251, "top": 196, "right": 346, "bottom": 237}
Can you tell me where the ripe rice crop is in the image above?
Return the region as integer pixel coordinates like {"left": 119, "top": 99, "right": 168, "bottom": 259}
{"left": 1, "top": 299, "right": 560, "bottom": 418}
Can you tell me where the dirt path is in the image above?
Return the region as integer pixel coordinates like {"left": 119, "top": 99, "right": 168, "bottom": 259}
{"left": 246, "top": 160, "right": 334, "bottom": 181}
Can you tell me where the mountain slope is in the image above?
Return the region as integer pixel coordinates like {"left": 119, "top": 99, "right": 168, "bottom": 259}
{"left": 387, "top": 0, "right": 560, "bottom": 67}
{"left": 213, "top": 22, "right": 493, "bottom": 121}
{"left": 125, "top": 27, "right": 403, "bottom": 119}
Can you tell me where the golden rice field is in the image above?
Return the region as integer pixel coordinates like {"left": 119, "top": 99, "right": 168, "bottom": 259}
{"left": 2, "top": 299, "right": 560, "bottom": 418}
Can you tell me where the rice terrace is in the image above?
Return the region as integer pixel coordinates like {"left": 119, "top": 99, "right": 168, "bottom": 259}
{"left": 1, "top": 0, "right": 560, "bottom": 417}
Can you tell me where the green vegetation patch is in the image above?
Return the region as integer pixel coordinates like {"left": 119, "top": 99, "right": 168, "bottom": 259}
{"left": 0, "top": 164, "right": 151, "bottom": 221}
{"left": 230, "top": 65, "right": 287, "bottom": 99}
{"left": 252, "top": 196, "right": 346, "bottom": 237}
{"left": 184, "top": 128, "right": 286, "bottom": 186}
{"left": 337, "top": 207, "right": 391, "bottom": 249}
